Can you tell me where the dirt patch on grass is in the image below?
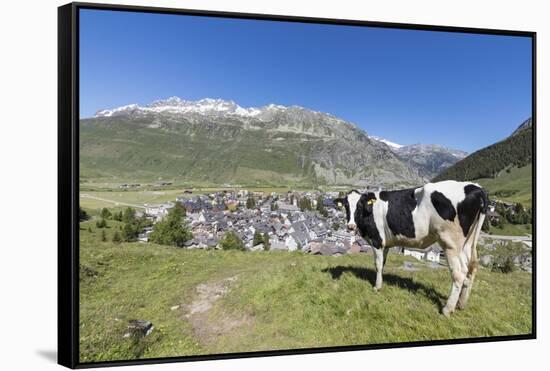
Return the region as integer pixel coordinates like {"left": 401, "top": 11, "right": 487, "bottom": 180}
{"left": 181, "top": 275, "right": 253, "bottom": 345}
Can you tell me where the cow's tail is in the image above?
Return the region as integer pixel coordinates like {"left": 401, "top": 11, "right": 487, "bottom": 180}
{"left": 466, "top": 186, "right": 489, "bottom": 273}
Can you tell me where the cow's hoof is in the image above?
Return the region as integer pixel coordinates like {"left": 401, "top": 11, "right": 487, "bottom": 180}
{"left": 456, "top": 302, "right": 466, "bottom": 311}
{"left": 442, "top": 306, "right": 453, "bottom": 318}
{"left": 373, "top": 286, "right": 381, "bottom": 292}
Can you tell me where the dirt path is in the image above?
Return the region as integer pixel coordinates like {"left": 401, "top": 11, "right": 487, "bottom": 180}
{"left": 480, "top": 233, "right": 532, "bottom": 247}
{"left": 80, "top": 194, "right": 146, "bottom": 209}
{"left": 181, "top": 275, "right": 253, "bottom": 345}
{"left": 481, "top": 233, "right": 531, "bottom": 241}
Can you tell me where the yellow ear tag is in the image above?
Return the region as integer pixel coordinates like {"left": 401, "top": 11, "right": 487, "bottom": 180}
{"left": 367, "top": 199, "right": 376, "bottom": 205}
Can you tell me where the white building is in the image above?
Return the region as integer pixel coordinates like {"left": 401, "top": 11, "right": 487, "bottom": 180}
{"left": 403, "top": 244, "right": 442, "bottom": 263}
{"left": 403, "top": 248, "right": 425, "bottom": 261}
{"left": 285, "top": 235, "right": 298, "bottom": 251}
{"left": 144, "top": 201, "right": 175, "bottom": 220}
{"left": 138, "top": 227, "right": 153, "bottom": 243}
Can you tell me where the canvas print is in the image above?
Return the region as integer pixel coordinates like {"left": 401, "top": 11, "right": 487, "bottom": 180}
{"left": 78, "top": 8, "right": 533, "bottom": 363}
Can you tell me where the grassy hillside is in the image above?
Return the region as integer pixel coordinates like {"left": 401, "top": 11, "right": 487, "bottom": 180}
{"left": 476, "top": 165, "right": 532, "bottom": 207}
{"left": 434, "top": 127, "right": 532, "bottom": 182}
{"left": 79, "top": 115, "right": 422, "bottom": 189}
{"left": 488, "top": 222, "right": 532, "bottom": 236}
{"left": 80, "top": 119, "right": 318, "bottom": 186}
{"left": 79, "top": 189, "right": 184, "bottom": 210}
{"left": 79, "top": 220, "right": 532, "bottom": 363}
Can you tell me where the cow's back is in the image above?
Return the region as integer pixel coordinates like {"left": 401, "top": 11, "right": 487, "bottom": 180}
{"left": 422, "top": 180, "right": 487, "bottom": 236}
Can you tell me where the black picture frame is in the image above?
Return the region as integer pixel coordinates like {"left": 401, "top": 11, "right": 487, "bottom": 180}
{"left": 58, "top": 2, "right": 537, "bottom": 369}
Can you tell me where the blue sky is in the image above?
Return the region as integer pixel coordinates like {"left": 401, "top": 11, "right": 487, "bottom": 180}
{"left": 79, "top": 9, "right": 532, "bottom": 152}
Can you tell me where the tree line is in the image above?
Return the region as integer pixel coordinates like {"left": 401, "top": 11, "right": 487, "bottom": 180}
{"left": 434, "top": 127, "right": 532, "bottom": 182}
{"left": 91, "top": 206, "right": 153, "bottom": 244}
{"left": 482, "top": 201, "right": 533, "bottom": 232}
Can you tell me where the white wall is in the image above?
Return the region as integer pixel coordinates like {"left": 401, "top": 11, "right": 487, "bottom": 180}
{"left": 0, "top": 0, "right": 547, "bottom": 370}
{"left": 404, "top": 249, "right": 425, "bottom": 261}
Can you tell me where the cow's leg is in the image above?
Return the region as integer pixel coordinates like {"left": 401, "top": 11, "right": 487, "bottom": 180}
{"left": 383, "top": 247, "right": 390, "bottom": 266}
{"left": 457, "top": 263, "right": 477, "bottom": 310}
{"left": 457, "top": 216, "right": 483, "bottom": 310}
{"left": 372, "top": 247, "right": 387, "bottom": 291}
{"left": 442, "top": 246, "right": 467, "bottom": 317}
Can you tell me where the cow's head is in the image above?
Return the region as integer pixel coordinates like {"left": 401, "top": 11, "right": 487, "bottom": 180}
{"left": 334, "top": 191, "right": 378, "bottom": 234}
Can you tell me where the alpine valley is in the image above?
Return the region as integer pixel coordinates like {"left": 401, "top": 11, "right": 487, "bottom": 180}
{"left": 80, "top": 97, "right": 467, "bottom": 188}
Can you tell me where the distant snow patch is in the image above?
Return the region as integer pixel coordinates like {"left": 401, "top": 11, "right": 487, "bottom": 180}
{"left": 369, "top": 136, "right": 404, "bottom": 149}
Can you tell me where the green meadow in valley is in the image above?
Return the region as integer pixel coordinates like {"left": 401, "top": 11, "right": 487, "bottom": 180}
{"left": 79, "top": 219, "right": 532, "bottom": 363}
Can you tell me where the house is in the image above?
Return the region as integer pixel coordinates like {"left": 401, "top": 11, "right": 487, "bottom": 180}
{"left": 323, "top": 198, "right": 336, "bottom": 208}
{"left": 119, "top": 183, "right": 141, "bottom": 190}
{"left": 270, "top": 239, "right": 288, "bottom": 251}
{"left": 332, "top": 229, "right": 354, "bottom": 243}
{"left": 277, "top": 201, "right": 299, "bottom": 212}
{"left": 403, "top": 248, "right": 425, "bottom": 261}
{"left": 486, "top": 210, "right": 501, "bottom": 224}
{"left": 144, "top": 201, "right": 175, "bottom": 220}
{"left": 425, "top": 248, "right": 441, "bottom": 263}
{"left": 249, "top": 243, "right": 264, "bottom": 252}
{"left": 206, "top": 237, "right": 219, "bottom": 249}
{"left": 402, "top": 244, "right": 443, "bottom": 263}
{"left": 138, "top": 227, "right": 153, "bottom": 243}
{"left": 285, "top": 235, "right": 298, "bottom": 251}
{"left": 197, "top": 212, "right": 206, "bottom": 223}
{"left": 290, "top": 230, "right": 308, "bottom": 248}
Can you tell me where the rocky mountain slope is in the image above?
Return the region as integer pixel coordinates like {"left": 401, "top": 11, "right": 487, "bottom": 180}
{"left": 368, "top": 137, "right": 467, "bottom": 180}
{"left": 394, "top": 144, "right": 467, "bottom": 180}
{"left": 81, "top": 97, "right": 464, "bottom": 187}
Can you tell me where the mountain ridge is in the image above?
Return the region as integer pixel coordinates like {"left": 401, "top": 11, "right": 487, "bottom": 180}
{"left": 433, "top": 118, "right": 532, "bottom": 182}
{"left": 82, "top": 97, "right": 467, "bottom": 187}
{"left": 511, "top": 117, "right": 532, "bottom": 137}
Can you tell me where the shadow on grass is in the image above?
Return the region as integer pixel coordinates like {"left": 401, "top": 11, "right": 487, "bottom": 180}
{"left": 322, "top": 265, "right": 446, "bottom": 311}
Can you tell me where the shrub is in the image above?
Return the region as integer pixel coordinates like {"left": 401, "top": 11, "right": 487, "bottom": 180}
{"left": 100, "top": 207, "right": 112, "bottom": 220}
{"left": 220, "top": 231, "right": 245, "bottom": 251}
{"left": 491, "top": 256, "right": 516, "bottom": 274}
{"left": 79, "top": 207, "right": 89, "bottom": 222}
{"left": 316, "top": 195, "right": 328, "bottom": 217}
{"left": 122, "top": 207, "right": 136, "bottom": 224}
{"left": 113, "top": 211, "right": 123, "bottom": 221}
{"left": 112, "top": 230, "right": 121, "bottom": 244}
{"left": 149, "top": 206, "right": 192, "bottom": 247}
{"left": 96, "top": 218, "right": 107, "bottom": 228}
{"left": 122, "top": 223, "right": 138, "bottom": 242}
{"left": 246, "top": 197, "right": 256, "bottom": 209}
{"left": 252, "top": 231, "right": 264, "bottom": 247}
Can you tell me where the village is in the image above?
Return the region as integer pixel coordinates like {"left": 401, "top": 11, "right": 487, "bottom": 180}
{"left": 131, "top": 188, "right": 532, "bottom": 272}
{"left": 135, "top": 189, "right": 446, "bottom": 262}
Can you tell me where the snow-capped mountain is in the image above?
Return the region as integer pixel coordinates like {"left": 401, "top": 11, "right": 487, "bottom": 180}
{"left": 369, "top": 137, "right": 468, "bottom": 180}
{"left": 84, "top": 97, "right": 466, "bottom": 185}
{"left": 96, "top": 97, "right": 291, "bottom": 120}
{"left": 394, "top": 144, "right": 468, "bottom": 180}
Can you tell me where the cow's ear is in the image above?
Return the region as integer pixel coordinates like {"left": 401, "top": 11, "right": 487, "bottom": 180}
{"left": 359, "top": 193, "right": 377, "bottom": 214}
{"left": 366, "top": 192, "right": 377, "bottom": 205}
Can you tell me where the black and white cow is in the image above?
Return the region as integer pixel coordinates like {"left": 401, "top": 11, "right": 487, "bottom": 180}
{"left": 334, "top": 180, "right": 488, "bottom": 316}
